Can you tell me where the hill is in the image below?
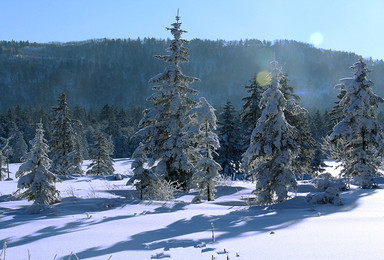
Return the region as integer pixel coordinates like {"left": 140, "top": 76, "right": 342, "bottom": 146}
{"left": 1, "top": 38, "right": 383, "bottom": 111}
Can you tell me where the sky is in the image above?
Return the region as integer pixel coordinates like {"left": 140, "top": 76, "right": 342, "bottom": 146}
{"left": 1, "top": 0, "right": 384, "bottom": 60}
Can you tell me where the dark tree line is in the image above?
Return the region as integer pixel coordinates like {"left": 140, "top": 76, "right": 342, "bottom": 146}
{"left": 0, "top": 101, "right": 142, "bottom": 163}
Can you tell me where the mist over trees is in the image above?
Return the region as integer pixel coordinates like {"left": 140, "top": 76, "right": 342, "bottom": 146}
{"left": 1, "top": 39, "right": 384, "bottom": 111}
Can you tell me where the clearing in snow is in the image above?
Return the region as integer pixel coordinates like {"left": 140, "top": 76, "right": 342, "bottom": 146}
{"left": 1, "top": 159, "right": 384, "bottom": 259}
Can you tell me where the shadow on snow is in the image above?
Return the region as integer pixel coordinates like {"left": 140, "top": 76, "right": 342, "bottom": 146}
{"left": 63, "top": 188, "right": 375, "bottom": 259}
{"left": 0, "top": 180, "right": 379, "bottom": 259}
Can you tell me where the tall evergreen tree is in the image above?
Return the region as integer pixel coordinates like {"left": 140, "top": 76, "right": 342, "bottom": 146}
{"left": 241, "top": 75, "right": 265, "bottom": 150}
{"left": 86, "top": 131, "right": 115, "bottom": 176}
{"left": 16, "top": 121, "right": 60, "bottom": 213}
{"left": 50, "top": 93, "right": 83, "bottom": 176}
{"left": 281, "top": 72, "right": 314, "bottom": 177}
{"left": 329, "top": 58, "right": 384, "bottom": 188}
{"left": 242, "top": 61, "right": 304, "bottom": 204}
{"left": 183, "top": 97, "right": 221, "bottom": 201}
{"left": 216, "top": 100, "right": 242, "bottom": 179}
{"left": 131, "top": 11, "right": 199, "bottom": 189}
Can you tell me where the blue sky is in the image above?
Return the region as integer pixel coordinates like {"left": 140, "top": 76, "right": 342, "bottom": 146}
{"left": 1, "top": 0, "right": 384, "bottom": 60}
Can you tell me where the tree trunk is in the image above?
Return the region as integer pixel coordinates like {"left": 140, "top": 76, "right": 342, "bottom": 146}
{"left": 207, "top": 182, "right": 213, "bottom": 201}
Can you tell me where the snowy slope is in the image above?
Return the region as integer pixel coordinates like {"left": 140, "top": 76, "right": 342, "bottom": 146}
{"left": 1, "top": 159, "right": 384, "bottom": 260}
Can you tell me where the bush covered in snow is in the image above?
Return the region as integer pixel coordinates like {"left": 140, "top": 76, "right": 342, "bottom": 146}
{"left": 307, "top": 187, "right": 343, "bottom": 206}
{"left": 315, "top": 175, "right": 347, "bottom": 192}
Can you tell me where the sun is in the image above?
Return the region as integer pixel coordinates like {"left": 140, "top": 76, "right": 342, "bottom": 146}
{"left": 309, "top": 32, "right": 324, "bottom": 47}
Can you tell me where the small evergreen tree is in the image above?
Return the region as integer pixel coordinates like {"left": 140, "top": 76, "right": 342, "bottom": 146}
{"left": 0, "top": 136, "right": 12, "bottom": 180}
{"left": 310, "top": 110, "right": 327, "bottom": 143}
{"left": 127, "top": 142, "right": 158, "bottom": 200}
{"left": 329, "top": 58, "right": 384, "bottom": 188}
{"left": 16, "top": 121, "right": 60, "bottom": 213}
{"left": 216, "top": 100, "right": 242, "bottom": 179}
{"left": 183, "top": 97, "right": 221, "bottom": 201}
{"left": 0, "top": 149, "right": 7, "bottom": 181}
{"left": 50, "top": 93, "right": 83, "bottom": 176}
{"left": 86, "top": 131, "right": 115, "bottom": 176}
{"left": 242, "top": 61, "right": 304, "bottom": 204}
{"left": 309, "top": 145, "right": 328, "bottom": 176}
{"left": 131, "top": 11, "right": 199, "bottom": 189}
{"left": 9, "top": 130, "right": 28, "bottom": 163}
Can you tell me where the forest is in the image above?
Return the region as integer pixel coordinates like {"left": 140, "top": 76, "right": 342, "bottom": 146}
{"left": 1, "top": 38, "right": 384, "bottom": 111}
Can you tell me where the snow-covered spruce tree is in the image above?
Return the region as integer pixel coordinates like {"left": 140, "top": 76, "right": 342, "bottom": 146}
{"left": 86, "top": 131, "right": 115, "bottom": 176}
{"left": 216, "top": 99, "right": 242, "bottom": 179}
{"left": 131, "top": 11, "right": 199, "bottom": 189}
{"left": 183, "top": 97, "right": 221, "bottom": 201}
{"left": 281, "top": 73, "right": 315, "bottom": 178}
{"left": 0, "top": 149, "right": 6, "bottom": 181}
{"left": 241, "top": 75, "right": 265, "bottom": 151}
{"left": 9, "top": 130, "right": 28, "bottom": 163}
{"left": 50, "top": 93, "right": 83, "bottom": 177}
{"left": 242, "top": 61, "right": 304, "bottom": 205}
{"left": 127, "top": 142, "right": 157, "bottom": 200}
{"left": 16, "top": 121, "right": 60, "bottom": 213}
{"left": 329, "top": 58, "right": 384, "bottom": 188}
{"left": 0, "top": 136, "right": 12, "bottom": 181}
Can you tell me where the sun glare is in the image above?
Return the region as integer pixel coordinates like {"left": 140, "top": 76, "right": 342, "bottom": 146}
{"left": 256, "top": 71, "right": 271, "bottom": 86}
{"left": 309, "top": 32, "right": 324, "bottom": 47}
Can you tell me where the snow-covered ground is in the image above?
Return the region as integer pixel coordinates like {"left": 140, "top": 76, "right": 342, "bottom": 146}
{"left": 1, "top": 159, "right": 384, "bottom": 260}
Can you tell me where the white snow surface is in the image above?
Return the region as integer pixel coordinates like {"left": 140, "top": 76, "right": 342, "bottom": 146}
{"left": 1, "top": 159, "right": 384, "bottom": 259}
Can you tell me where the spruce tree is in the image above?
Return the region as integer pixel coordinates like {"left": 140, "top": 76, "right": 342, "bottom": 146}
{"left": 127, "top": 142, "right": 157, "bottom": 200}
{"left": 16, "top": 121, "right": 60, "bottom": 213}
{"left": 183, "top": 97, "right": 221, "bottom": 201}
{"left": 0, "top": 148, "right": 7, "bottom": 181}
{"left": 241, "top": 75, "right": 265, "bottom": 150}
{"left": 9, "top": 130, "right": 28, "bottom": 163}
{"left": 242, "top": 61, "right": 304, "bottom": 204}
{"left": 309, "top": 146, "right": 328, "bottom": 176}
{"left": 86, "top": 131, "right": 115, "bottom": 176}
{"left": 0, "top": 136, "right": 12, "bottom": 181}
{"left": 131, "top": 10, "right": 199, "bottom": 189}
{"left": 310, "top": 110, "right": 327, "bottom": 143}
{"left": 50, "top": 93, "right": 83, "bottom": 176}
{"left": 216, "top": 100, "right": 242, "bottom": 179}
{"left": 322, "top": 84, "right": 349, "bottom": 169}
{"left": 329, "top": 58, "right": 384, "bottom": 188}
{"left": 281, "top": 73, "right": 314, "bottom": 178}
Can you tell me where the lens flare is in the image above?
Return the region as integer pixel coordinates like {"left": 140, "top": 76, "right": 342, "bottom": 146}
{"left": 309, "top": 32, "right": 324, "bottom": 47}
{"left": 256, "top": 71, "right": 271, "bottom": 86}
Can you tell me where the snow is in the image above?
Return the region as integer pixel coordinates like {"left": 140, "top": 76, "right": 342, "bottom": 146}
{"left": 1, "top": 159, "right": 384, "bottom": 259}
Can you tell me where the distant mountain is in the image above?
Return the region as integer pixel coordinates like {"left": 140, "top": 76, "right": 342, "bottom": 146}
{"left": 0, "top": 38, "right": 383, "bottom": 111}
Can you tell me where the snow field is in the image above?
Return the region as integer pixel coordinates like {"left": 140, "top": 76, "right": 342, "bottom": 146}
{"left": 1, "top": 159, "right": 384, "bottom": 259}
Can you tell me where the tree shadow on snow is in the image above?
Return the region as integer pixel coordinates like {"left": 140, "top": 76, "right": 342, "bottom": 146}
{"left": 66, "top": 188, "right": 377, "bottom": 259}
{"left": 113, "top": 158, "right": 134, "bottom": 165}
{"left": 1, "top": 191, "right": 193, "bottom": 251}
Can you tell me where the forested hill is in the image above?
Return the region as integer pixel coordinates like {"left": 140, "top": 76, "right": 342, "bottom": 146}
{"left": 1, "top": 38, "right": 383, "bottom": 111}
